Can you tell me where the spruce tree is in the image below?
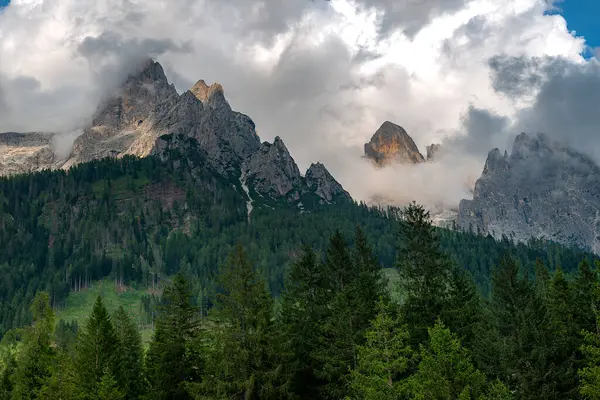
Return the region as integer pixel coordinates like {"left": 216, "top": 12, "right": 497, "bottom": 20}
{"left": 146, "top": 274, "right": 200, "bottom": 400}
{"left": 76, "top": 296, "right": 120, "bottom": 400}
{"left": 578, "top": 282, "right": 600, "bottom": 399}
{"left": 406, "top": 319, "right": 487, "bottom": 399}
{"left": 314, "top": 228, "right": 386, "bottom": 399}
{"left": 490, "top": 256, "right": 553, "bottom": 399}
{"left": 113, "top": 306, "right": 144, "bottom": 399}
{"left": 197, "top": 244, "right": 288, "bottom": 400}
{"left": 279, "top": 245, "right": 327, "bottom": 397}
{"left": 13, "top": 292, "right": 55, "bottom": 400}
{"left": 396, "top": 202, "right": 452, "bottom": 346}
{"left": 347, "top": 300, "right": 411, "bottom": 400}
{"left": 545, "top": 267, "right": 579, "bottom": 398}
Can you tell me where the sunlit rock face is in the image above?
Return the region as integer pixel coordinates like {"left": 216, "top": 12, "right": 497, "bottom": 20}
{"left": 0, "top": 59, "right": 350, "bottom": 205}
{"left": 458, "top": 132, "right": 600, "bottom": 254}
{"left": 364, "top": 121, "right": 425, "bottom": 166}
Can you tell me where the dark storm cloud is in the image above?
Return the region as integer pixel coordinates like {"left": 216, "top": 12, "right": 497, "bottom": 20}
{"left": 444, "top": 106, "right": 511, "bottom": 157}
{"left": 513, "top": 58, "right": 600, "bottom": 156}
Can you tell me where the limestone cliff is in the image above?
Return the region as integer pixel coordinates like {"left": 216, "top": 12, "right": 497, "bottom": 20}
{"left": 458, "top": 133, "right": 600, "bottom": 253}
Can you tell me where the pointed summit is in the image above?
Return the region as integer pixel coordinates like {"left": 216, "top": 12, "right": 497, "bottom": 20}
{"left": 190, "top": 80, "right": 230, "bottom": 111}
{"left": 305, "top": 162, "right": 351, "bottom": 202}
{"left": 91, "top": 59, "right": 178, "bottom": 129}
{"left": 243, "top": 136, "right": 303, "bottom": 200}
{"left": 364, "top": 121, "right": 424, "bottom": 166}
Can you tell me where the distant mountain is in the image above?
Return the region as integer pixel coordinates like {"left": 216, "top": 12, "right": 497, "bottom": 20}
{"left": 458, "top": 132, "right": 600, "bottom": 254}
{"left": 0, "top": 59, "right": 350, "bottom": 208}
{"left": 364, "top": 121, "right": 425, "bottom": 165}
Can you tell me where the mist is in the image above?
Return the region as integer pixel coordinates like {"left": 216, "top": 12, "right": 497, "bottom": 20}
{"left": 1, "top": 0, "right": 599, "bottom": 210}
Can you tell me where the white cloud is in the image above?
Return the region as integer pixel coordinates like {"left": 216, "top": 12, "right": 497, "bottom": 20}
{"left": 0, "top": 0, "right": 594, "bottom": 208}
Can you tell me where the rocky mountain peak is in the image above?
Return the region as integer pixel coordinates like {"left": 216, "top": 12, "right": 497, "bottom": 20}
{"left": 243, "top": 136, "right": 303, "bottom": 200}
{"left": 90, "top": 59, "right": 178, "bottom": 129}
{"left": 305, "top": 162, "right": 351, "bottom": 202}
{"left": 482, "top": 148, "right": 509, "bottom": 175}
{"left": 190, "top": 80, "right": 230, "bottom": 111}
{"left": 458, "top": 132, "right": 600, "bottom": 254}
{"left": 364, "top": 121, "right": 425, "bottom": 165}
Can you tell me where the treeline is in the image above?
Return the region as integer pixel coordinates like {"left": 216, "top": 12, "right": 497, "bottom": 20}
{"left": 2, "top": 204, "right": 600, "bottom": 399}
{"left": 0, "top": 151, "right": 594, "bottom": 337}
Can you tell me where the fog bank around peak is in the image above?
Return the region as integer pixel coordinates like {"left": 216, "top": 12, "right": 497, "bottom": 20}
{"left": 1, "top": 0, "right": 600, "bottom": 209}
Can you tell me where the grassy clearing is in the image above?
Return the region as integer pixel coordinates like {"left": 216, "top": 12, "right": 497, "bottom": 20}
{"left": 57, "top": 280, "right": 154, "bottom": 343}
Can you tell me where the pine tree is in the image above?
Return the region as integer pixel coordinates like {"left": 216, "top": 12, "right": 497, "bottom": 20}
{"left": 490, "top": 256, "right": 553, "bottom": 399}
{"left": 442, "top": 267, "right": 483, "bottom": 351}
{"left": 113, "top": 306, "right": 144, "bottom": 399}
{"left": 396, "top": 203, "right": 453, "bottom": 347}
{"left": 545, "top": 267, "right": 579, "bottom": 398}
{"left": 406, "top": 319, "right": 487, "bottom": 399}
{"left": 197, "top": 244, "right": 288, "bottom": 400}
{"left": 146, "top": 274, "right": 200, "bottom": 400}
{"left": 347, "top": 300, "right": 411, "bottom": 400}
{"left": 98, "top": 369, "right": 126, "bottom": 400}
{"left": 37, "top": 351, "right": 77, "bottom": 400}
{"left": 314, "top": 228, "right": 387, "bottom": 399}
{"left": 278, "top": 245, "right": 327, "bottom": 397}
{"left": 76, "top": 296, "right": 120, "bottom": 400}
{"left": 13, "top": 292, "right": 55, "bottom": 400}
{"left": 579, "top": 282, "right": 600, "bottom": 399}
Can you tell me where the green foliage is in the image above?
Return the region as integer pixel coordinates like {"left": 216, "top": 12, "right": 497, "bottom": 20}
{"left": 13, "top": 292, "right": 55, "bottom": 400}
{"left": 406, "top": 319, "right": 487, "bottom": 400}
{"left": 197, "top": 245, "right": 288, "bottom": 400}
{"left": 146, "top": 275, "right": 200, "bottom": 400}
{"left": 76, "top": 296, "right": 120, "bottom": 399}
{"left": 347, "top": 300, "right": 411, "bottom": 400}
{"left": 113, "top": 307, "right": 144, "bottom": 399}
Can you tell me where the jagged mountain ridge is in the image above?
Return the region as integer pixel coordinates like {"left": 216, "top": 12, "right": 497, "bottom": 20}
{"left": 458, "top": 132, "right": 600, "bottom": 254}
{"left": 0, "top": 59, "right": 350, "bottom": 208}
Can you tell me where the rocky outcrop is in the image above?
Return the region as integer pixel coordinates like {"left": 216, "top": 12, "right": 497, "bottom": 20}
{"left": 242, "top": 137, "right": 304, "bottom": 200}
{"left": 0, "top": 59, "right": 350, "bottom": 207}
{"left": 305, "top": 162, "right": 351, "bottom": 203}
{"left": 458, "top": 132, "right": 600, "bottom": 253}
{"left": 64, "top": 59, "right": 179, "bottom": 167}
{"left": 364, "top": 121, "right": 425, "bottom": 165}
{"left": 426, "top": 143, "right": 442, "bottom": 161}
{"left": 0, "top": 132, "right": 58, "bottom": 176}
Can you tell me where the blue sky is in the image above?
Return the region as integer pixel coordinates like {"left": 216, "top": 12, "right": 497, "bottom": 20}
{"left": 550, "top": 0, "right": 600, "bottom": 57}
{"left": 0, "top": 0, "right": 8, "bottom": 8}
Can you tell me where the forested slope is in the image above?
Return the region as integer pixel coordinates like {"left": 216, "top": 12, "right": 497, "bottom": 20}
{"left": 0, "top": 140, "right": 595, "bottom": 336}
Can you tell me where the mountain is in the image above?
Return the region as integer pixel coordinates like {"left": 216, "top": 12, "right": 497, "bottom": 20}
{"left": 0, "top": 59, "right": 349, "bottom": 206}
{"left": 0, "top": 132, "right": 58, "bottom": 176}
{"left": 458, "top": 132, "right": 600, "bottom": 254}
{"left": 364, "top": 121, "right": 425, "bottom": 165}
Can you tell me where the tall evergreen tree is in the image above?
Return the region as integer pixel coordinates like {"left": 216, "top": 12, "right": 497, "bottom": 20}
{"left": 76, "top": 296, "right": 120, "bottom": 400}
{"left": 396, "top": 202, "right": 453, "bottom": 346}
{"left": 13, "top": 292, "right": 55, "bottom": 400}
{"left": 279, "top": 245, "right": 327, "bottom": 398}
{"left": 489, "top": 256, "right": 553, "bottom": 399}
{"left": 113, "top": 306, "right": 144, "bottom": 399}
{"left": 545, "top": 267, "right": 579, "bottom": 398}
{"left": 146, "top": 274, "right": 200, "bottom": 400}
{"left": 406, "top": 319, "right": 487, "bottom": 400}
{"left": 578, "top": 282, "right": 600, "bottom": 399}
{"left": 347, "top": 300, "right": 411, "bottom": 400}
{"left": 313, "top": 228, "right": 387, "bottom": 399}
{"left": 196, "top": 244, "right": 288, "bottom": 400}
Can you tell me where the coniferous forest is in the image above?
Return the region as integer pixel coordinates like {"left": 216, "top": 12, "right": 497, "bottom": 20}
{"left": 1, "top": 150, "right": 600, "bottom": 399}
{"left": 2, "top": 203, "right": 600, "bottom": 399}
